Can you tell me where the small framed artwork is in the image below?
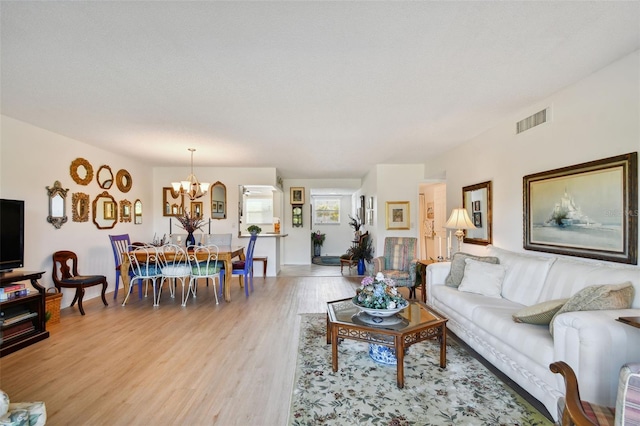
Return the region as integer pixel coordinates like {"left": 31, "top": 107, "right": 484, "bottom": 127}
{"left": 473, "top": 212, "right": 482, "bottom": 227}
{"left": 385, "top": 201, "right": 410, "bottom": 230}
{"left": 367, "top": 209, "right": 374, "bottom": 226}
{"left": 524, "top": 152, "right": 637, "bottom": 264}
{"left": 290, "top": 187, "right": 305, "bottom": 204}
{"left": 217, "top": 201, "right": 224, "bottom": 213}
{"left": 103, "top": 201, "right": 116, "bottom": 220}
{"left": 211, "top": 202, "right": 218, "bottom": 213}
{"left": 191, "top": 202, "right": 203, "bottom": 219}
{"left": 368, "top": 196, "right": 374, "bottom": 210}
{"left": 473, "top": 200, "right": 481, "bottom": 212}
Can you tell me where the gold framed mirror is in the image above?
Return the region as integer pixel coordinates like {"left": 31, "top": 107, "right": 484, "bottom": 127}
{"left": 72, "top": 192, "right": 89, "bottom": 222}
{"left": 97, "top": 165, "right": 114, "bottom": 189}
{"left": 116, "top": 169, "right": 133, "bottom": 193}
{"left": 92, "top": 191, "right": 118, "bottom": 229}
{"left": 120, "top": 199, "right": 132, "bottom": 222}
{"left": 46, "top": 181, "right": 69, "bottom": 229}
{"left": 134, "top": 199, "right": 142, "bottom": 224}
{"left": 70, "top": 157, "right": 93, "bottom": 185}
{"left": 462, "top": 180, "right": 492, "bottom": 246}
{"left": 210, "top": 181, "right": 226, "bottom": 220}
{"left": 163, "top": 187, "right": 184, "bottom": 217}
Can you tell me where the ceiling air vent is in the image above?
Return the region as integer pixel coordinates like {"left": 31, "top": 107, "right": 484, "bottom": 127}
{"left": 516, "top": 108, "right": 548, "bottom": 134}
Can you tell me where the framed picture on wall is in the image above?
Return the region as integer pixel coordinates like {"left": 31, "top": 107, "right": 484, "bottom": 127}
{"left": 290, "top": 187, "right": 304, "bottom": 204}
{"left": 385, "top": 201, "right": 410, "bottom": 230}
{"left": 523, "top": 152, "right": 637, "bottom": 264}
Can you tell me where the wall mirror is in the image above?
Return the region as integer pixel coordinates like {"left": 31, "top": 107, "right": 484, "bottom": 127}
{"left": 134, "top": 199, "right": 142, "bottom": 224}
{"left": 120, "top": 199, "right": 132, "bottom": 222}
{"left": 462, "top": 180, "right": 492, "bottom": 246}
{"left": 46, "top": 181, "right": 69, "bottom": 229}
{"left": 70, "top": 157, "right": 93, "bottom": 185}
{"left": 163, "top": 187, "right": 184, "bottom": 217}
{"left": 71, "top": 192, "right": 89, "bottom": 222}
{"left": 92, "top": 191, "right": 118, "bottom": 229}
{"left": 211, "top": 181, "right": 226, "bottom": 220}
{"left": 116, "top": 169, "right": 133, "bottom": 193}
{"left": 97, "top": 165, "right": 114, "bottom": 189}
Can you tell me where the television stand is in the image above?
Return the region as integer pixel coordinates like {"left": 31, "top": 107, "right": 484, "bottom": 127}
{"left": 0, "top": 270, "right": 50, "bottom": 357}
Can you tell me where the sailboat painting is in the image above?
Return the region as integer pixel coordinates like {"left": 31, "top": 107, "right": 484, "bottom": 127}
{"left": 524, "top": 152, "right": 637, "bottom": 265}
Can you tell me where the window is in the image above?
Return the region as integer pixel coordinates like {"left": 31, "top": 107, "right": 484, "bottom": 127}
{"left": 313, "top": 197, "right": 340, "bottom": 224}
{"left": 245, "top": 196, "right": 273, "bottom": 225}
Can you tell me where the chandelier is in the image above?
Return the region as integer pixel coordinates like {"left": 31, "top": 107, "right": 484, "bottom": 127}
{"left": 171, "top": 148, "right": 210, "bottom": 200}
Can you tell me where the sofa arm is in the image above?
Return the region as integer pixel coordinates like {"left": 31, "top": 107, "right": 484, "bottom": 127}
{"left": 552, "top": 308, "right": 640, "bottom": 408}
{"left": 425, "top": 262, "right": 451, "bottom": 304}
{"left": 372, "top": 256, "right": 385, "bottom": 274}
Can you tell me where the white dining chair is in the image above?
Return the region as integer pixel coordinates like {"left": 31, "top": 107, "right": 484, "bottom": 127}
{"left": 159, "top": 244, "right": 191, "bottom": 306}
{"left": 123, "top": 244, "right": 162, "bottom": 306}
{"left": 187, "top": 244, "right": 221, "bottom": 305}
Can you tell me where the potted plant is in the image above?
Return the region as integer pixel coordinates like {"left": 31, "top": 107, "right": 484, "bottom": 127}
{"left": 311, "top": 230, "right": 325, "bottom": 257}
{"left": 176, "top": 212, "right": 204, "bottom": 246}
{"left": 247, "top": 225, "right": 262, "bottom": 235}
{"left": 347, "top": 237, "right": 373, "bottom": 275}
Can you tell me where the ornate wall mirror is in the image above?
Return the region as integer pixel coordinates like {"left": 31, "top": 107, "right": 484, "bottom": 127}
{"left": 163, "top": 187, "right": 184, "bottom": 217}
{"left": 46, "top": 181, "right": 69, "bottom": 229}
{"left": 210, "top": 181, "right": 226, "bottom": 220}
{"left": 97, "top": 165, "right": 114, "bottom": 189}
{"left": 116, "top": 169, "right": 133, "bottom": 193}
{"left": 134, "top": 199, "right": 142, "bottom": 224}
{"left": 120, "top": 199, "right": 132, "bottom": 222}
{"left": 92, "top": 191, "right": 118, "bottom": 229}
{"left": 71, "top": 192, "right": 89, "bottom": 222}
{"left": 70, "top": 157, "right": 93, "bottom": 185}
{"left": 462, "top": 180, "right": 492, "bottom": 245}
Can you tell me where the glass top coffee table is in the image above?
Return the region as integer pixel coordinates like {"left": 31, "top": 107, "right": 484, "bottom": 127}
{"left": 326, "top": 298, "right": 448, "bottom": 388}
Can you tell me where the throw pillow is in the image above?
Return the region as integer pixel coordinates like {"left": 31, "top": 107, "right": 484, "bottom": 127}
{"left": 550, "top": 282, "right": 635, "bottom": 334}
{"left": 444, "top": 252, "right": 500, "bottom": 288}
{"left": 512, "top": 299, "right": 569, "bottom": 325}
{"left": 458, "top": 258, "right": 506, "bottom": 298}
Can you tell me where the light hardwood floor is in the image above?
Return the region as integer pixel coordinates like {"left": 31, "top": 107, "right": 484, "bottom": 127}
{"left": 1, "top": 265, "right": 361, "bottom": 425}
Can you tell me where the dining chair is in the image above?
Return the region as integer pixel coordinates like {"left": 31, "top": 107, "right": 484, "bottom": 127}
{"left": 159, "top": 244, "right": 192, "bottom": 306}
{"left": 52, "top": 250, "right": 109, "bottom": 315}
{"left": 122, "top": 244, "right": 163, "bottom": 306}
{"left": 187, "top": 244, "right": 221, "bottom": 305}
{"left": 109, "top": 234, "right": 143, "bottom": 301}
{"left": 220, "top": 233, "right": 257, "bottom": 298}
{"left": 202, "top": 233, "right": 232, "bottom": 247}
{"left": 169, "top": 233, "right": 189, "bottom": 245}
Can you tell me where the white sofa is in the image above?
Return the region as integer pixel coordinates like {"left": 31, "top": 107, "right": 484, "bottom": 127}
{"left": 425, "top": 246, "right": 640, "bottom": 420}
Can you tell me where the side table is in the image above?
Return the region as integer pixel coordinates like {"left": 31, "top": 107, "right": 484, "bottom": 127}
{"left": 416, "top": 259, "right": 436, "bottom": 303}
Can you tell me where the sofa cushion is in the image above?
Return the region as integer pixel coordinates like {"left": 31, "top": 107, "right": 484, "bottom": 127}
{"left": 512, "top": 298, "right": 568, "bottom": 325}
{"left": 458, "top": 258, "right": 506, "bottom": 298}
{"left": 444, "top": 252, "right": 499, "bottom": 288}
{"left": 550, "top": 282, "right": 634, "bottom": 334}
{"left": 487, "top": 246, "right": 556, "bottom": 305}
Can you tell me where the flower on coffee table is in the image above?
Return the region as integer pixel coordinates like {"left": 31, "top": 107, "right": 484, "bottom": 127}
{"left": 353, "top": 273, "right": 408, "bottom": 310}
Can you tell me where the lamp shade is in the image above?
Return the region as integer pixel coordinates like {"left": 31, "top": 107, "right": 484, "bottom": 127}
{"left": 445, "top": 208, "right": 476, "bottom": 230}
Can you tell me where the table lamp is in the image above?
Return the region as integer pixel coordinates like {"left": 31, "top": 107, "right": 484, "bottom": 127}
{"left": 445, "top": 208, "right": 477, "bottom": 253}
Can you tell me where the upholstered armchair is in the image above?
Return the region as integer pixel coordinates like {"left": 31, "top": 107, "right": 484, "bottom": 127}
{"left": 372, "top": 237, "right": 418, "bottom": 298}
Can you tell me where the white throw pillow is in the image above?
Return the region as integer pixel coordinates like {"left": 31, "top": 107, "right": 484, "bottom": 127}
{"left": 458, "top": 258, "right": 506, "bottom": 298}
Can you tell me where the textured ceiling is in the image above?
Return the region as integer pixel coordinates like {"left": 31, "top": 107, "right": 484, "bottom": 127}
{"left": 1, "top": 1, "right": 639, "bottom": 179}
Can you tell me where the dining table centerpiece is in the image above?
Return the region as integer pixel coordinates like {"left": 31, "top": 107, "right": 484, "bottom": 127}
{"left": 176, "top": 212, "right": 204, "bottom": 246}
{"left": 352, "top": 273, "right": 408, "bottom": 317}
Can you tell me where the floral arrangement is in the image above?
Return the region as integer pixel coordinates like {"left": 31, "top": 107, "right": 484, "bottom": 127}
{"left": 353, "top": 273, "right": 408, "bottom": 310}
{"left": 247, "top": 225, "right": 262, "bottom": 234}
{"left": 311, "top": 230, "right": 326, "bottom": 247}
{"left": 176, "top": 212, "right": 204, "bottom": 233}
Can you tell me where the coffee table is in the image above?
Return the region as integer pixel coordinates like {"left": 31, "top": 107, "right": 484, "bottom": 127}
{"left": 326, "top": 298, "right": 448, "bottom": 388}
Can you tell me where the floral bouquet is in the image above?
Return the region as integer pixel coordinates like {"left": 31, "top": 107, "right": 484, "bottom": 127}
{"left": 311, "top": 230, "right": 326, "bottom": 246}
{"left": 176, "top": 212, "right": 204, "bottom": 233}
{"left": 353, "top": 273, "right": 408, "bottom": 310}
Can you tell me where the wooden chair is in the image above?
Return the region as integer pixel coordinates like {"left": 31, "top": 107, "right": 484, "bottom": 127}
{"left": 52, "top": 250, "right": 108, "bottom": 315}
{"left": 340, "top": 232, "right": 368, "bottom": 273}
{"left": 550, "top": 361, "right": 640, "bottom": 425}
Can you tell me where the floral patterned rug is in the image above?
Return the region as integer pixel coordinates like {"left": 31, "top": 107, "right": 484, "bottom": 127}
{"left": 289, "top": 314, "right": 553, "bottom": 426}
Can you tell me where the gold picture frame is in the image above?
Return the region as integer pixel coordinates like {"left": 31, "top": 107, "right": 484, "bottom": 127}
{"left": 190, "top": 201, "right": 203, "bottom": 219}
{"left": 385, "top": 201, "right": 410, "bottom": 230}
{"left": 290, "top": 187, "right": 304, "bottom": 204}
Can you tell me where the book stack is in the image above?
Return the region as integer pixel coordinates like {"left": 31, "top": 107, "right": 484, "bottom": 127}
{"left": 0, "top": 283, "right": 29, "bottom": 301}
{"left": 1, "top": 307, "right": 37, "bottom": 341}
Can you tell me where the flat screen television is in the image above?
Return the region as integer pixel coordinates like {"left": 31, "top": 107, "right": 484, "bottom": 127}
{"left": 0, "top": 199, "right": 25, "bottom": 272}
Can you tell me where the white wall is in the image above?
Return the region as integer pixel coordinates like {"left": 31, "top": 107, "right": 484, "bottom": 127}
{"left": 0, "top": 116, "right": 154, "bottom": 308}
{"left": 424, "top": 50, "right": 640, "bottom": 264}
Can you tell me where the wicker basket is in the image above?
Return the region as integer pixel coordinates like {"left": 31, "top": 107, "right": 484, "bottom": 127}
{"left": 45, "top": 288, "right": 62, "bottom": 325}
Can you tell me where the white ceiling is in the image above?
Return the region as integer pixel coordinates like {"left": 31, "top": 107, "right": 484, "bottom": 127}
{"left": 1, "top": 1, "right": 639, "bottom": 179}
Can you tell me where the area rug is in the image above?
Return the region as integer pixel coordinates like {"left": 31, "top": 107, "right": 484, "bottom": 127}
{"left": 312, "top": 256, "right": 342, "bottom": 266}
{"left": 289, "top": 314, "right": 552, "bottom": 426}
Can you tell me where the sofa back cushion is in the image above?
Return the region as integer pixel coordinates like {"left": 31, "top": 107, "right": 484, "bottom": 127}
{"left": 538, "top": 257, "right": 640, "bottom": 307}
{"left": 487, "top": 246, "right": 556, "bottom": 305}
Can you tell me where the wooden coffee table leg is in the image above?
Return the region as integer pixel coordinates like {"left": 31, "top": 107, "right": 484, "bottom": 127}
{"left": 396, "top": 337, "right": 405, "bottom": 388}
{"left": 331, "top": 325, "right": 338, "bottom": 372}
{"left": 439, "top": 325, "right": 447, "bottom": 368}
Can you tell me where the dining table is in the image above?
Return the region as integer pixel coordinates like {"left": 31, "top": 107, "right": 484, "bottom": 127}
{"left": 120, "top": 245, "right": 246, "bottom": 303}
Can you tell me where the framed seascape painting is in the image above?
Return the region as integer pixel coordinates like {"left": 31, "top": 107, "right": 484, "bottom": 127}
{"left": 385, "top": 201, "right": 410, "bottom": 230}
{"left": 523, "top": 152, "right": 637, "bottom": 264}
